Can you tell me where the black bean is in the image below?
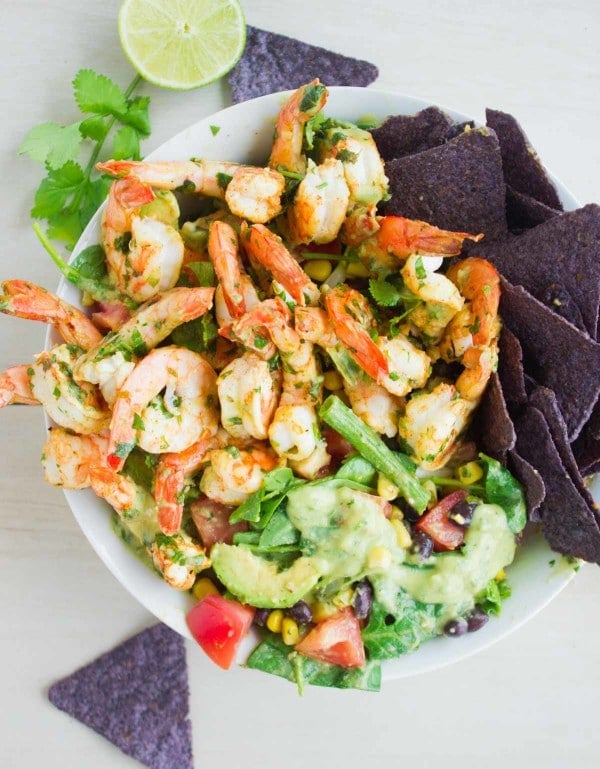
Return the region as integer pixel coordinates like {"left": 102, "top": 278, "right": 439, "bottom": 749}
{"left": 467, "top": 606, "right": 490, "bottom": 633}
{"left": 353, "top": 580, "right": 374, "bottom": 620}
{"left": 396, "top": 498, "right": 420, "bottom": 522}
{"left": 253, "top": 608, "right": 270, "bottom": 627}
{"left": 411, "top": 530, "right": 434, "bottom": 559}
{"left": 286, "top": 600, "right": 313, "bottom": 624}
{"left": 443, "top": 618, "right": 469, "bottom": 637}
{"left": 448, "top": 500, "right": 477, "bottom": 526}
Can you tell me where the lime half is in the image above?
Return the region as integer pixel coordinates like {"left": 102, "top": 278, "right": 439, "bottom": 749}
{"left": 118, "top": 0, "right": 246, "bottom": 90}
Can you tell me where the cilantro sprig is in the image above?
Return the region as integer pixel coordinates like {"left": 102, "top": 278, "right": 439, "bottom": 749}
{"left": 19, "top": 70, "right": 151, "bottom": 250}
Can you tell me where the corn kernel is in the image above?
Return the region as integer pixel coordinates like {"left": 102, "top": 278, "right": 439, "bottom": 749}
{"left": 495, "top": 569, "right": 506, "bottom": 581}
{"left": 456, "top": 461, "right": 484, "bottom": 485}
{"left": 391, "top": 518, "right": 413, "bottom": 549}
{"left": 346, "top": 261, "right": 370, "bottom": 278}
{"left": 367, "top": 546, "right": 392, "bottom": 571}
{"left": 192, "top": 577, "right": 220, "bottom": 601}
{"left": 332, "top": 587, "right": 354, "bottom": 609}
{"left": 304, "top": 259, "right": 333, "bottom": 282}
{"left": 323, "top": 369, "right": 344, "bottom": 391}
{"left": 311, "top": 601, "right": 339, "bottom": 622}
{"left": 377, "top": 473, "right": 400, "bottom": 501}
{"left": 266, "top": 609, "right": 284, "bottom": 634}
{"left": 389, "top": 504, "right": 404, "bottom": 520}
{"left": 281, "top": 617, "right": 300, "bottom": 646}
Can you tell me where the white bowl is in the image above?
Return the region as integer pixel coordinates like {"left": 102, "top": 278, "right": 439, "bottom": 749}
{"left": 54, "top": 86, "right": 595, "bottom": 681}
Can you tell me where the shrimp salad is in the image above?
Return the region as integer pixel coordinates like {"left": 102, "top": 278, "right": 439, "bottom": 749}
{"left": 1, "top": 80, "right": 530, "bottom": 691}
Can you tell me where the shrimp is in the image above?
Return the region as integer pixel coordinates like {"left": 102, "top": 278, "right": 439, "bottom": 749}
{"left": 0, "top": 365, "right": 37, "bottom": 407}
{"left": 0, "top": 279, "right": 103, "bottom": 349}
{"left": 398, "top": 382, "right": 476, "bottom": 471}
{"left": 98, "top": 159, "right": 285, "bottom": 224}
{"left": 286, "top": 158, "right": 350, "bottom": 245}
{"left": 199, "top": 444, "right": 279, "bottom": 506}
{"left": 401, "top": 255, "right": 465, "bottom": 342}
{"left": 217, "top": 352, "right": 281, "bottom": 441}
{"left": 208, "top": 220, "right": 260, "bottom": 331}
{"left": 29, "top": 344, "right": 110, "bottom": 434}
{"left": 231, "top": 298, "right": 331, "bottom": 477}
{"left": 441, "top": 257, "right": 501, "bottom": 356}
{"left": 42, "top": 427, "right": 209, "bottom": 590}
{"left": 455, "top": 343, "right": 498, "bottom": 401}
{"left": 268, "top": 79, "right": 328, "bottom": 175}
{"left": 154, "top": 429, "right": 221, "bottom": 535}
{"left": 241, "top": 224, "right": 319, "bottom": 306}
{"left": 74, "top": 286, "right": 215, "bottom": 406}
{"left": 357, "top": 216, "right": 484, "bottom": 273}
{"left": 102, "top": 178, "right": 184, "bottom": 302}
{"left": 108, "top": 346, "right": 219, "bottom": 470}
{"left": 315, "top": 124, "right": 388, "bottom": 207}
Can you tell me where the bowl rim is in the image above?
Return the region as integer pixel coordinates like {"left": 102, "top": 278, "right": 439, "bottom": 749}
{"left": 49, "top": 84, "right": 584, "bottom": 681}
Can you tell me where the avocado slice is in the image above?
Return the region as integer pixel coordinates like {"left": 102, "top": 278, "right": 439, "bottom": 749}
{"left": 211, "top": 543, "right": 321, "bottom": 608}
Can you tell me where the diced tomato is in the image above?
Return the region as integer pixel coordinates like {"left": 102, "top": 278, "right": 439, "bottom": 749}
{"left": 190, "top": 496, "right": 248, "bottom": 549}
{"left": 323, "top": 426, "right": 355, "bottom": 463}
{"left": 186, "top": 595, "right": 255, "bottom": 670}
{"left": 295, "top": 608, "right": 366, "bottom": 668}
{"left": 303, "top": 239, "right": 342, "bottom": 256}
{"left": 91, "top": 301, "right": 132, "bottom": 331}
{"left": 414, "top": 489, "right": 467, "bottom": 551}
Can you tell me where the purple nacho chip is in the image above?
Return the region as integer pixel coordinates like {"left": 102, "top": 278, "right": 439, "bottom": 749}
{"left": 499, "top": 279, "right": 600, "bottom": 441}
{"left": 474, "top": 372, "right": 516, "bottom": 462}
{"left": 507, "top": 449, "right": 546, "bottom": 522}
{"left": 227, "top": 26, "right": 378, "bottom": 103}
{"left": 382, "top": 127, "right": 508, "bottom": 241}
{"left": 514, "top": 406, "right": 600, "bottom": 563}
{"left": 506, "top": 185, "right": 561, "bottom": 233}
{"left": 48, "top": 624, "right": 193, "bottom": 769}
{"left": 371, "top": 107, "right": 453, "bottom": 161}
{"left": 444, "top": 120, "right": 475, "bottom": 141}
{"left": 497, "top": 326, "right": 527, "bottom": 407}
{"left": 474, "top": 205, "right": 600, "bottom": 338}
{"left": 572, "top": 411, "right": 600, "bottom": 478}
{"left": 486, "top": 108, "right": 563, "bottom": 210}
{"left": 529, "top": 386, "right": 597, "bottom": 510}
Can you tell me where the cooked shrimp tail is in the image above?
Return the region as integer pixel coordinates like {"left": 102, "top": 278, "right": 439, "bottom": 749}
{"left": 0, "top": 365, "right": 37, "bottom": 407}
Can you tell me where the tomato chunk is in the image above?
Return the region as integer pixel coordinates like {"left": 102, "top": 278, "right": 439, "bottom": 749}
{"left": 295, "top": 608, "right": 366, "bottom": 668}
{"left": 190, "top": 496, "right": 248, "bottom": 549}
{"left": 186, "top": 595, "right": 255, "bottom": 670}
{"left": 414, "top": 489, "right": 467, "bottom": 551}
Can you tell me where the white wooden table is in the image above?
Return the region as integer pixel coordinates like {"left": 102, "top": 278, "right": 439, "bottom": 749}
{"left": 1, "top": 1, "right": 599, "bottom": 767}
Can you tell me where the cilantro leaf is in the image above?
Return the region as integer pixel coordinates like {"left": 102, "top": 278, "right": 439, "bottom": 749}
{"left": 120, "top": 96, "right": 151, "bottom": 136}
{"left": 19, "top": 122, "right": 82, "bottom": 168}
{"left": 79, "top": 115, "right": 109, "bottom": 142}
{"left": 70, "top": 245, "right": 107, "bottom": 280}
{"left": 369, "top": 278, "right": 402, "bottom": 307}
{"left": 31, "top": 162, "right": 85, "bottom": 220}
{"left": 73, "top": 69, "right": 127, "bottom": 116}
{"left": 112, "top": 125, "right": 141, "bottom": 160}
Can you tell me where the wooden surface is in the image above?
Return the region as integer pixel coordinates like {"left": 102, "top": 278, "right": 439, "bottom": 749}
{"left": 1, "top": 1, "right": 599, "bottom": 767}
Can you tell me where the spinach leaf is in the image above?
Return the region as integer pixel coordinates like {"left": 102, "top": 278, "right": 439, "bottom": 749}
{"left": 259, "top": 508, "right": 300, "bottom": 549}
{"left": 229, "top": 467, "right": 302, "bottom": 524}
{"left": 479, "top": 453, "right": 527, "bottom": 533}
{"left": 246, "top": 635, "right": 381, "bottom": 693}
{"left": 70, "top": 244, "right": 107, "bottom": 280}
{"left": 170, "top": 313, "right": 218, "bottom": 354}
{"left": 362, "top": 588, "right": 441, "bottom": 660}
{"left": 477, "top": 578, "right": 512, "bottom": 616}
{"left": 122, "top": 448, "right": 158, "bottom": 491}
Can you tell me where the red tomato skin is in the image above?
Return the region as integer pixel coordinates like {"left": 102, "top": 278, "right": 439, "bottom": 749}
{"left": 186, "top": 595, "right": 255, "bottom": 670}
{"left": 414, "top": 490, "right": 467, "bottom": 551}
{"left": 322, "top": 426, "right": 355, "bottom": 463}
{"left": 295, "top": 608, "right": 366, "bottom": 668}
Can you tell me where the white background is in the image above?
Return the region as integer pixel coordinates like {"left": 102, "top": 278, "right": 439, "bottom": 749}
{"left": 1, "top": 1, "right": 599, "bottom": 767}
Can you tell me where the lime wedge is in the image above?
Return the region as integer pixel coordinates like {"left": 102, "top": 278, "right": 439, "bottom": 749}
{"left": 118, "top": 0, "right": 246, "bottom": 90}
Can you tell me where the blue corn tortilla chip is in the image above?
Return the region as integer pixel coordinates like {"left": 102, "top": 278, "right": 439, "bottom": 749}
{"left": 497, "top": 326, "right": 527, "bottom": 407}
{"left": 515, "top": 406, "right": 600, "bottom": 563}
{"left": 228, "top": 26, "right": 378, "bottom": 103}
{"left": 507, "top": 449, "right": 546, "bottom": 522}
{"left": 474, "top": 372, "right": 516, "bottom": 462}
{"left": 48, "top": 624, "right": 193, "bottom": 769}
{"left": 499, "top": 279, "right": 600, "bottom": 441}
{"left": 572, "top": 404, "right": 600, "bottom": 477}
{"left": 444, "top": 120, "right": 475, "bottom": 141}
{"left": 371, "top": 107, "right": 453, "bottom": 161}
{"left": 474, "top": 205, "right": 600, "bottom": 337}
{"left": 506, "top": 185, "right": 561, "bottom": 233}
{"left": 486, "top": 108, "right": 563, "bottom": 210}
{"left": 382, "top": 127, "right": 508, "bottom": 241}
{"left": 529, "top": 386, "right": 597, "bottom": 510}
